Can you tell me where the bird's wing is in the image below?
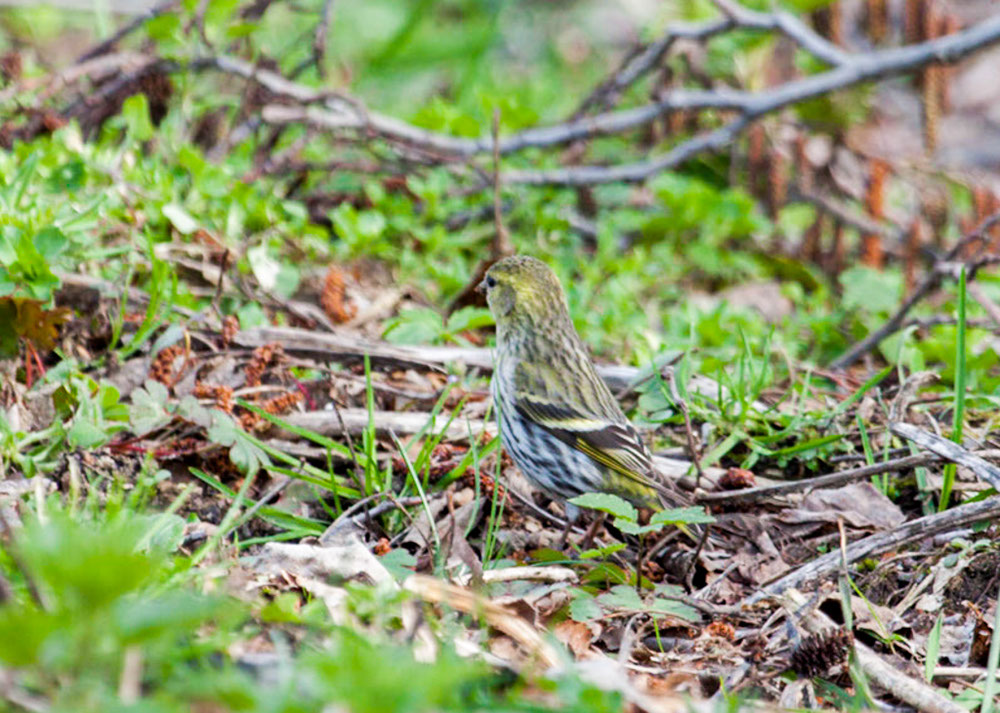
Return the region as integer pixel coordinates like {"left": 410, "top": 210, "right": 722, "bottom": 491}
{"left": 512, "top": 390, "right": 663, "bottom": 502}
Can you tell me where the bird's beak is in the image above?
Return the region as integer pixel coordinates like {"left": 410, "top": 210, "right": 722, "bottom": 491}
{"left": 475, "top": 279, "right": 487, "bottom": 294}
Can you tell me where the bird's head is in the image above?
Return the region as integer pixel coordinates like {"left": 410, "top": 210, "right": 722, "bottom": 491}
{"left": 479, "top": 255, "right": 570, "bottom": 332}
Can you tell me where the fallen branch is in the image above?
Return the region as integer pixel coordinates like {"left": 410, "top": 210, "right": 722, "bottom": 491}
{"left": 504, "top": 14, "right": 1000, "bottom": 185}
{"left": 830, "top": 211, "right": 1000, "bottom": 370}
{"left": 746, "top": 495, "right": 1000, "bottom": 604}
{"left": 183, "top": 12, "right": 1000, "bottom": 185}
{"left": 890, "top": 422, "right": 1000, "bottom": 491}
{"left": 277, "top": 408, "right": 720, "bottom": 482}
{"left": 697, "top": 452, "right": 939, "bottom": 505}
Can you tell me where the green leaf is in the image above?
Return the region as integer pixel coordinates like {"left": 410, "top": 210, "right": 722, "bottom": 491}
{"left": 569, "top": 591, "right": 602, "bottom": 622}
{"left": 176, "top": 395, "right": 213, "bottom": 428}
{"left": 207, "top": 411, "right": 269, "bottom": 476}
{"left": 925, "top": 613, "right": 943, "bottom": 682}
{"left": 648, "top": 597, "right": 700, "bottom": 622}
{"left": 380, "top": 549, "right": 418, "bottom": 583}
{"left": 383, "top": 308, "right": 444, "bottom": 345}
{"left": 129, "top": 380, "right": 173, "bottom": 434}
{"left": 650, "top": 506, "right": 715, "bottom": 526}
{"left": 569, "top": 493, "right": 637, "bottom": 522}
{"left": 446, "top": 306, "right": 493, "bottom": 333}
{"left": 598, "top": 585, "right": 642, "bottom": 610}
{"left": 34, "top": 227, "right": 68, "bottom": 261}
{"left": 612, "top": 517, "right": 659, "bottom": 536}
{"left": 122, "top": 93, "right": 154, "bottom": 141}
{"left": 579, "top": 542, "right": 627, "bottom": 559}
{"left": 67, "top": 419, "right": 109, "bottom": 448}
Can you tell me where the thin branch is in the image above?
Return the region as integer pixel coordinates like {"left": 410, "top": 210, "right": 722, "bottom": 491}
{"left": 504, "top": 13, "right": 1000, "bottom": 185}
{"left": 747, "top": 495, "right": 1000, "bottom": 604}
{"left": 790, "top": 183, "right": 904, "bottom": 248}
{"left": 308, "top": 0, "right": 335, "bottom": 79}
{"left": 829, "top": 211, "right": 1000, "bottom": 370}
{"left": 182, "top": 11, "right": 1000, "bottom": 184}
{"left": 74, "top": 0, "right": 179, "bottom": 64}
{"left": 666, "top": 370, "right": 704, "bottom": 486}
{"left": 573, "top": 17, "right": 732, "bottom": 116}
{"left": 891, "top": 422, "right": 1000, "bottom": 491}
{"left": 697, "top": 452, "right": 940, "bottom": 505}
{"left": 712, "top": 0, "right": 850, "bottom": 67}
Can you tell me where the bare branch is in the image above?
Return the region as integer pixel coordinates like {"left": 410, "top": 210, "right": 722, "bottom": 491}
{"left": 829, "top": 211, "right": 1000, "bottom": 370}
{"left": 712, "top": 0, "right": 850, "bottom": 67}
{"left": 504, "top": 13, "right": 1000, "bottom": 185}
{"left": 311, "top": 0, "right": 335, "bottom": 79}
{"left": 573, "top": 17, "right": 732, "bottom": 116}
{"left": 187, "top": 11, "right": 1000, "bottom": 185}
{"left": 74, "top": 0, "right": 179, "bottom": 64}
{"left": 750, "top": 495, "right": 1000, "bottom": 604}
{"left": 891, "top": 422, "right": 1000, "bottom": 491}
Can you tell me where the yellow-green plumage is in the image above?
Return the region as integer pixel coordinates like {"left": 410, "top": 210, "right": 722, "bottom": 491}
{"left": 480, "top": 255, "right": 683, "bottom": 510}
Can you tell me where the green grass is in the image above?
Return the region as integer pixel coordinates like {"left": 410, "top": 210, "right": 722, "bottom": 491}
{"left": 940, "top": 266, "right": 968, "bottom": 511}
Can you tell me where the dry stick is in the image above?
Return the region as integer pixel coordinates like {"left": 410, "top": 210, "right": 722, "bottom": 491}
{"left": 328, "top": 398, "right": 369, "bottom": 495}
{"left": 404, "top": 574, "right": 562, "bottom": 669}
{"left": 790, "top": 183, "right": 904, "bottom": 251}
{"left": 574, "top": 17, "right": 732, "bottom": 115}
{"left": 697, "top": 452, "right": 938, "bottom": 504}
{"left": 576, "top": 0, "right": 847, "bottom": 117}
{"left": 314, "top": 0, "right": 336, "bottom": 74}
{"left": 234, "top": 324, "right": 725, "bottom": 396}
{"left": 277, "top": 409, "right": 714, "bottom": 486}
{"left": 746, "top": 494, "right": 1000, "bottom": 605}
{"left": 830, "top": 211, "right": 1000, "bottom": 370}
{"left": 890, "top": 422, "right": 1000, "bottom": 490}
{"left": 711, "top": 0, "right": 850, "bottom": 66}
{"left": 504, "top": 15, "right": 1000, "bottom": 185}
{"left": 780, "top": 589, "right": 967, "bottom": 713}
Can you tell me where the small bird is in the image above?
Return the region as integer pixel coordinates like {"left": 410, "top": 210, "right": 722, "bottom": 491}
{"left": 479, "top": 255, "right": 686, "bottom": 533}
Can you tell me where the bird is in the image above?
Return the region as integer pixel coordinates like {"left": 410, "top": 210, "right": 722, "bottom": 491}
{"left": 478, "top": 255, "right": 687, "bottom": 542}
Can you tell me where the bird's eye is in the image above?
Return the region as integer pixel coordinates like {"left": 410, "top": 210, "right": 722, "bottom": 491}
{"left": 485, "top": 276, "right": 497, "bottom": 288}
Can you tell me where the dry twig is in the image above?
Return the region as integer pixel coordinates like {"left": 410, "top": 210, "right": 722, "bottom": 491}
{"left": 830, "top": 211, "right": 1000, "bottom": 370}
{"left": 748, "top": 495, "right": 1000, "bottom": 604}
{"left": 890, "top": 422, "right": 1000, "bottom": 491}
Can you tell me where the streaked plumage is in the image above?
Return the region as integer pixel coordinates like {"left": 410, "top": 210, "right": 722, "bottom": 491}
{"left": 480, "top": 255, "right": 684, "bottom": 512}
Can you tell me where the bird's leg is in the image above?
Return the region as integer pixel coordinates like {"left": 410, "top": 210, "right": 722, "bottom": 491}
{"left": 556, "top": 515, "right": 577, "bottom": 550}
{"left": 578, "top": 512, "right": 605, "bottom": 550}
{"left": 635, "top": 533, "right": 647, "bottom": 596}
{"left": 557, "top": 502, "right": 582, "bottom": 551}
